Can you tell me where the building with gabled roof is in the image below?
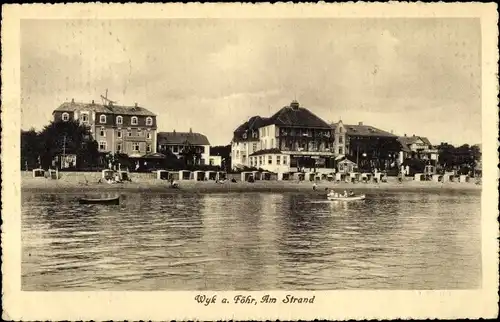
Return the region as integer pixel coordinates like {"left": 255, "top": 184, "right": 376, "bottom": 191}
{"left": 157, "top": 129, "right": 211, "bottom": 165}
{"left": 331, "top": 120, "right": 401, "bottom": 172}
{"left": 397, "top": 134, "right": 439, "bottom": 169}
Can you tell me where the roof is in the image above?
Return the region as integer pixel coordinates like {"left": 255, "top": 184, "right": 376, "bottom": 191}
{"left": 339, "top": 124, "right": 396, "bottom": 138}
{"left": 249, "top": 148, "right": 282, "bottom": 156}
{"left": 54, "top": 100, "right": 156, "bottom": 116}
{"left": 266, "top": 101, "right": 331, "bottom": 128}
{"left": 157, "top": 131, "right": 210, "bottom": 146}
{"left": 397, "top": 135, "right": 432, "bottom": 148}
{"left": 233, "top": 116, "right": 270, "bottom": 142}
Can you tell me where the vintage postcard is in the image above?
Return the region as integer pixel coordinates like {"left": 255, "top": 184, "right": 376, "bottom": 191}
{"left": 2, "top": 2, "right": 499, "bottom": 321}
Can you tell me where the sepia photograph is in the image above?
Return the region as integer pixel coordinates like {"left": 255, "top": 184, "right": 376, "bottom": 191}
{"left": 2, "top": 2, "right": 498, "bottom": 321}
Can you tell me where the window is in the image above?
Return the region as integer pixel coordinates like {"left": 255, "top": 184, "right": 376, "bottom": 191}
{"left": 339, "top": 147, "right": 344, "bottom": 155}
{"left": 81, "top": 113, "right": 89, "bottom": 123}
{"left": 252, "top": 143, "right": 257, "bottom": 152}
{"left": 116, "top": 116, "right": 123, "bottom": 125}
{"left": 100, "top": 128, "right": 106, "bottom": 137}
{"left": 268, "top": 155, "right": 272, "bottom": 165}
{"left": 146, "top": 117, "right": 153, "bottom": 126}
{"left": 243, "top": 133, "right": 247, "bottom": 139}
{"left": 131, "top": 116, "right": 138, "bottom": 125}
{"left": 137, "top": 128, "right": 143, "bottom": 136}
{"left": 62, "top": 112, "right": 69, "bottom": 121}
{"left": 250, "top": 158, "right": 253, "bottom": 167}
{"left": 339, "top": 136, "right": 343, "bottom": 144}
{"left": 339, "top": 127, "right": 343, "bottom": 133}
{"left": 259, "top": 156, "right": 263, "bottom": 165}
{"left": 117, "top": 130, "right": 122, "bottom": 139}
{"left": 146, "top": 132, "right": 152, "bottom": 140}
{"left": 99, "top": 141, "right": 107, "bottom": 151}
{"left": 200, "top": 146, "right": 205, "bottom": 153}
{"left": 132, "top": 143, "right": 140, "bottom": 152}
{"left": 146, "top": 144, "right": 152, "bottom": 153}
{"left": 252, "top": 132, "right": 258, "bottom": 138}
{"left": 116, "top": 143, "right": 122, "bottom": 153}
{"left": 277, "top": 155, "right": 281, "bottom": 165}
{"left": 271, "top": 139, "right": 274, "bottom": 148}
{"left": 127, "top": 130, "right": 132, "bottom": 137}
{"left": 99, "top": 115, "right": 106, "bottom": 124}
{"left": 173, "top": 146, "right": 179, "bottom": 153}
{"left": 283, "top": 156, "right": 287, "bottom": 165}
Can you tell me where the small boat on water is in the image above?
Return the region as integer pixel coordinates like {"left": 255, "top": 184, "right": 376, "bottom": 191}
{"left": 327, "top": 193, "right": 366, "bottom": 201}
{"left": 78, "top": 196, "right": 120, "bottom": 205}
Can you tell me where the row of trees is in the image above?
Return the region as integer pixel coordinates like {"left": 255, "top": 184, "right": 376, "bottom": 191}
{"left": 436, "top": 143, "right": 481, "bottom": 171}
{"left": 21, "top": 120, "right": 99, "bottom": 170}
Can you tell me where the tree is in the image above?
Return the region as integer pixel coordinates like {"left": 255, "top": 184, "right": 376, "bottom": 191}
{"left": 179, "top": 142, "right": 202, "bottom": 166}
{"left": 37, "top": 119, "right": 98, "bottom": 169}
{"left": 437, "top": 142, "right": 456, "bottom": 170}
{"left": 211, "top": 144, "right": 231, "bottom": 171}
{"left": 21, "top": 128, "right": 41, "bottom": 169}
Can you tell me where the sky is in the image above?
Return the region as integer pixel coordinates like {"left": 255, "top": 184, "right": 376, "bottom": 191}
{"left": 21, "top": 18, "right": 481, "bottom": 146}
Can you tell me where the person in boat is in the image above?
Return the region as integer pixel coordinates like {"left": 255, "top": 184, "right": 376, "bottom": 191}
{"left": 343, "top": 190, "right": 348, "bottom": 197}
{"left": 349, "top": 190, "right": 354, "bottom": 196}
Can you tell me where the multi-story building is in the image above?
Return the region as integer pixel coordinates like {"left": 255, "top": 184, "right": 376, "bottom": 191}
{"left": 331, "top": 120, "right": 401, "bottom": 171}
{"left": 231, "top": 116, "right": 267, "bottom": 169}
{"left": 53, "top": 99, "right": 158, "bottom": 157}
{"left": 397, "top": 134, "right": 439, "bottom": 167}
{"left": 157, "top": 129, "right": 211, "bottom": 165}
{"left": 231, "top": 100, "right": 336, "bottom": 173}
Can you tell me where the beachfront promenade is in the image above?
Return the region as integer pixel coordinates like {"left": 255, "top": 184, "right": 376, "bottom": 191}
{"left": 21, "top": 170, "right": 481, "bottom": 193}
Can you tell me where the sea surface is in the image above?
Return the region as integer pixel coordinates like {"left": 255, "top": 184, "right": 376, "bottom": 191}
{"left": 22, "top": 190, "right": 482, "bottom": 290}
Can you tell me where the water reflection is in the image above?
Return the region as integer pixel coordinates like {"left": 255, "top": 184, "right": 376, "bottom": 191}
{"left": 22, "top": 190, "right": 481, "bottom": 290}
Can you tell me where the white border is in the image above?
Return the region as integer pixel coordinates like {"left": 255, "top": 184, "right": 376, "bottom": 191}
{"left": 2, "top": 3, "right": 498, "bottom": 320}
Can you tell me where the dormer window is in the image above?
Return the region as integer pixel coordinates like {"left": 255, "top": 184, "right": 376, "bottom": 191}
{"left": 252, "top": 132, "right": 258, "bottom": 138}
{"left": 99, "top": 115, "right": 107, "bottom": 124}
{"left": 116, "top": 116, "right": 123, "bottom": 125}
{"left": 131, "top": 116, "right": 138, "bottom": 125}
{"left": 62, "top": 112, "right": 69, "bottom": 121}
{"left": 242, "top": 133, "right": 247, "bottom": 139}
{"left": 146, "top": 117, "right": 153, "bottom": 126}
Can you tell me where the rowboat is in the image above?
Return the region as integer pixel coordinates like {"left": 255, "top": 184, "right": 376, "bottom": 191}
{"left": 78, "top": 196, "right": 120, "bottom": 205}
{"left": 327, "top": 194, "right": 365, "bottom": 201}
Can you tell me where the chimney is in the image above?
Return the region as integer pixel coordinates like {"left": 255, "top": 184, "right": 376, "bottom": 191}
{"left": 135, "top": 102, "right": 138, "bottom": 108}
{"left": 189, "top": 127, "right": 192, "bottom": 133}
{"left": 412, "top": 134, "right": 415, "bottom": 137}
{"left": 91, "top": 100, "right": 94, "bottom": 104}
{"left": 173, "top": 129, "right": 176, "bottom": 134}
{"left": 358, "top": 121, "right": 363, "bottom": 126}
{"left": 71, "top": 98, "right": 75, "bottom": 103}
{"left": 404, "top": 133, "right": 407, "bottom": 137}
{"left": 390, "top": 130, "right": 393, "bottom": 134}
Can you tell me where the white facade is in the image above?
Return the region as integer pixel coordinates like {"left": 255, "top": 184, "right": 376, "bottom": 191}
{"left": 231, "top": 140, "right": 260, "bottom": 169}
{"left": 248, "top": 153, "right": 290, "bottom": 173}
{"left": 259, "top": 124, "right": 278, "bottom": 150}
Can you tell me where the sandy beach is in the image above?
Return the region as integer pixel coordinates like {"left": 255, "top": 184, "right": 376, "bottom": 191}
{"left": 21, "top": 176, "right": 482, "bottom": 193}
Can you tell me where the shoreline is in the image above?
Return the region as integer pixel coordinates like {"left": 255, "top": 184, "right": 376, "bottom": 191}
{"left": 21, "top": 178, "right": 482, "bottom": 194}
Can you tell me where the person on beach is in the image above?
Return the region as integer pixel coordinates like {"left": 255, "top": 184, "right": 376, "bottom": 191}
{"left": 313, "top": 183, "right": 317, "bottom": 191}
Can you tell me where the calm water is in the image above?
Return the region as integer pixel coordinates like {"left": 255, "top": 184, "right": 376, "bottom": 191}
{"left": 22, "top": 190, "right": 481, "bottom": 290}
